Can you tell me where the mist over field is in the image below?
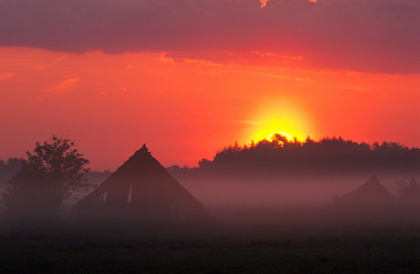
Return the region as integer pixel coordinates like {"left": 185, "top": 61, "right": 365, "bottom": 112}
{"left": 56, "top": 170, "right": 420, "bottom": 235}
{"left": 1, "top": 137, "right": 419, "bottom": 273}
{"left": 4, "top": 171, "right": 419, "bottom": 242}
{"left": 182, "top": 174, "right": 392, "bottom": 207}
{"left": 2, "top": 171, "right": 420, "bottom": 273}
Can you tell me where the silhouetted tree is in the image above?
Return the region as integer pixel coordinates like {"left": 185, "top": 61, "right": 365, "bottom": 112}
{"left": 0, "top": 158, "right": 22, "bottom": 183}
{"left": 192, "top": 135, "right": 420, "bottom": 178}
{"left": 1, "top": 136, "right": 90, "bottom": 232}
{"left": 271, "top": 133, "right": 291, "bottom": 147}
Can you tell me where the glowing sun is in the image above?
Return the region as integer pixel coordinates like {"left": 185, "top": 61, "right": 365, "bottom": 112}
{"left": 245, "top": 97, "right": 313, "bottom": 144}
{"left": 251, "top": 118, "right": 303, "bottom": 143}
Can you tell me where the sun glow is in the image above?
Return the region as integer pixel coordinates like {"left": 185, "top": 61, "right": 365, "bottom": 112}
{"left": 246, "top": 98, "right": 313, "bottom": 144}
{"left": 251, "top": 119, "right": 305, "bottom": 143}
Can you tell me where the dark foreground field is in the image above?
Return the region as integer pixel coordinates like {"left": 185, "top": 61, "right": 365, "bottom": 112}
{"left": 1, "top": 222, "right": 419, "bottom": 274}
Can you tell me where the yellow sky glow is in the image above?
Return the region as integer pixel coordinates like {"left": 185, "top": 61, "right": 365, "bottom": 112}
{"left": 246, "top": 97, "right": 313, "bottom": 144}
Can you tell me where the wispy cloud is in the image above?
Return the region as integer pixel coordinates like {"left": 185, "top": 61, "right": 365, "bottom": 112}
{"left": 158, "top": 52, "right": 222, "bottom": 67}
{"left": 161, "top": 51, "right": 304, "bottom": 70}
{"left": 0, "top": 73, "right": 15, "bottom": 80}
{"left": 259, "top": 0, "right": 270, "bottom": 8}
{"left": 38, "top": 54, "right": 68, "bottom": 70}
{"left": 42, "top": 78, "right": 80, "bottom": 94}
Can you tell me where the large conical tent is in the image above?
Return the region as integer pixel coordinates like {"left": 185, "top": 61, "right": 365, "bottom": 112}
{"left": 334, "top": 175, "right": 397, "bottom": 206}
{"left": 71, "top": 145, "right": 209, "bottom": 226}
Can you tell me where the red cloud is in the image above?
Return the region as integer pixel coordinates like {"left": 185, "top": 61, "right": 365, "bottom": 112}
{"left": 0, "top": 0, "right": 418, "bottom": 73}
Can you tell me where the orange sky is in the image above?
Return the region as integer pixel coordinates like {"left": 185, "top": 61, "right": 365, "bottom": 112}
{"left": 0, "top": 1, "right": 419, "bottom": 170}
{"left": 1, "top": 47, "right": 418, "bottom": 170}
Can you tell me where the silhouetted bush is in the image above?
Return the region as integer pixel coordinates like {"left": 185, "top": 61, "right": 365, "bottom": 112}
{"left": 1, "top": 136, "right": 91, "bottom": 233}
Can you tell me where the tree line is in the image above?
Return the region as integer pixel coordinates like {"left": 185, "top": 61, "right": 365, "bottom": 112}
{"left": 169, "top": 135, "right": 420, "bottom": 178}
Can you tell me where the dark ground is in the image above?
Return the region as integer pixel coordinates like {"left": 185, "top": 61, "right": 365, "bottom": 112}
{"left": 1, "top": 222, "right": 419, "bottom": 274}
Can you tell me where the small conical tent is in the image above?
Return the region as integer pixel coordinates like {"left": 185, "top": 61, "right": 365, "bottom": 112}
{"left": 334, "top": 175, "right": 397, "bottom": 206}
{"left": 71, "top": 145, "right": 209, "bottom": 226}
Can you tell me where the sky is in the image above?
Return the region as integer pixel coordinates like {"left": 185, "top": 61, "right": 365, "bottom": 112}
{"left": 0, "top": 0, "right": 419, "bottom": 170}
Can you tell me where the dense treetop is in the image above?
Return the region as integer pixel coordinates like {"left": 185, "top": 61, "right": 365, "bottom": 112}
{"left": 169, "top": 135, "right": 420, "bottom": 178}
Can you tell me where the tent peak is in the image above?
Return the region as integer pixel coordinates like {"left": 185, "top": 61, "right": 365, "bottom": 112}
{"left": 365, "top": 175, "right": 382, "bottom": 186}
{"left": 135, "top": 144, "right": 150, "bottom": 154}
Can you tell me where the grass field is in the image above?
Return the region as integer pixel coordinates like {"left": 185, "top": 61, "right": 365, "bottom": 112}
{"left": 1, "top": 221, "right": 419, "bottom": 273}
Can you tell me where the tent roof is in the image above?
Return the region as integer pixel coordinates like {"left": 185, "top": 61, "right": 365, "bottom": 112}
{"left": 336, "top": 175, "right": 396, "bottom": 204}
{"left": 72, "top": 145, "right": 209, "bottom": 225}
